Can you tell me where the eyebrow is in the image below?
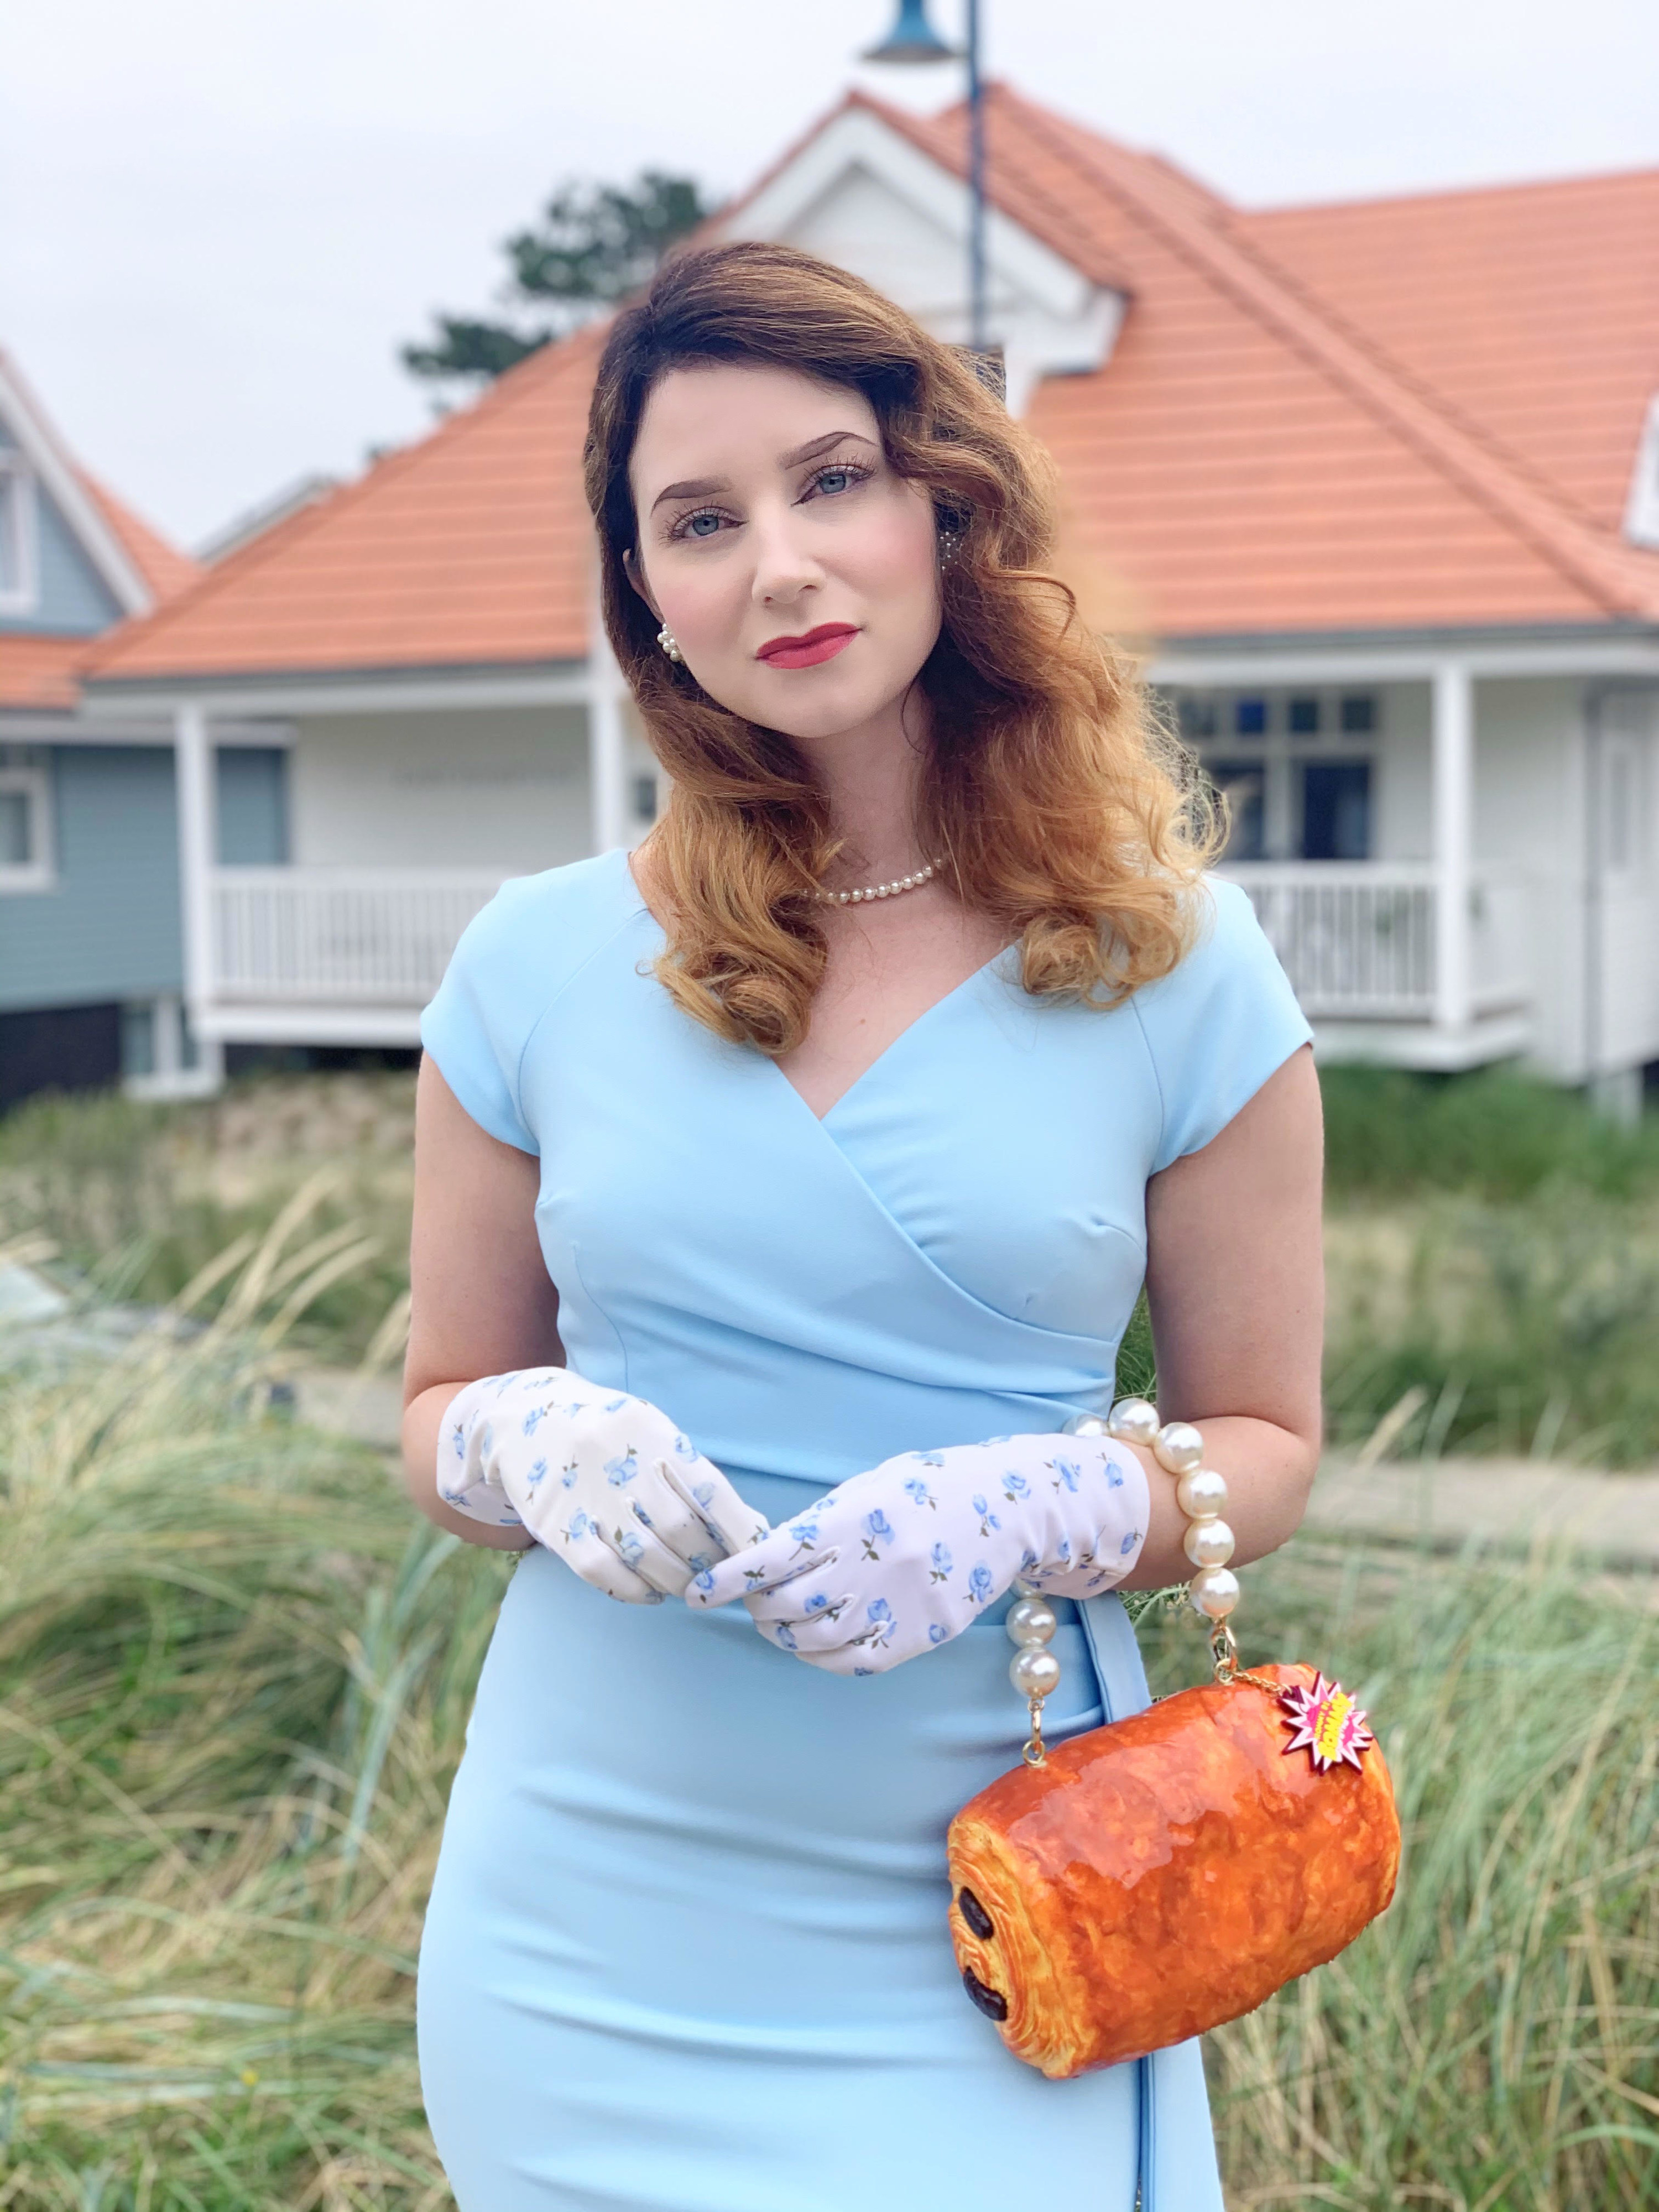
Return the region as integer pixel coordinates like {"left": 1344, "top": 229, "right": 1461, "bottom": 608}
{"left": 648, "top": 429, "right": 876, "bottom": 514}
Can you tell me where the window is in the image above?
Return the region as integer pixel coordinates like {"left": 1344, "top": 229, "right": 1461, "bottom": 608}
{"left": 1175, "top": 695, "right": 1217, "bottom": 741}
{"left": 0, "top": 453, "right": 38, "bottom": 612}
{"left": 632, "top": 772, "right": 659, "bottom": 824}
{"left": 1234, "top": 696, "right": 1269, "bottom": 738}
{"left": 0, "top": 762, "right": 53, "bottom": 890}
{"left": 1207, "top": 758, "right": 1266, "bottom": 859}
{"left": 1340, "top": 694, "right": 1378, "bottom": 736}
{"left": 1300, "top": 760, "right": 1371, "bottom": 860}
{"left": 1288, "top": 696, "right": 1321, "bottom": 736}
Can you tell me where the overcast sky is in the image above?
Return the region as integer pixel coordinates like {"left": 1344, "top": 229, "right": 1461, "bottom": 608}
{"left": 4, "top": 0, "right": 1655, "bottom": 551}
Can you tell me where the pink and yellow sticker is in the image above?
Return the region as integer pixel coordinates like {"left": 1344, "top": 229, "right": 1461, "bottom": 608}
{"left": 1279, "top": 1672, "right": 1374, "bottom": 1772}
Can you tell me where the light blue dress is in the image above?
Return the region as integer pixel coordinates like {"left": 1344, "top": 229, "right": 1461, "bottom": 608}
{"left": 416, "top": 849, "right": 1311, "bottom": 2211}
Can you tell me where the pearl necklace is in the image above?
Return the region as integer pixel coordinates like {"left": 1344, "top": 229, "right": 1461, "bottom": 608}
{"left": 811, "top": 862, "right": 937, "bottom": 907}
{"left": 1007, "top": 1397, "right": 1238, "bottom": 1765}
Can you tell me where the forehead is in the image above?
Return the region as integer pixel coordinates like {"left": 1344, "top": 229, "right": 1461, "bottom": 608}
{"left": 629, "top": 362, "right": 880, "bottom": 495}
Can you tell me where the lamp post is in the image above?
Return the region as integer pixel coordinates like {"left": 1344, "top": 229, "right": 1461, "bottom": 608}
{"left": 862, "top": 0, "right": 988, "bottom": 353}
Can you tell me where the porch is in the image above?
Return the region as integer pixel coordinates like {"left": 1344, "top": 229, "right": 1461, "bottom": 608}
{"left": 196, "top": 854, "right": 1536, "bottom": 1064}
{"left": 153, "top": 654, "right": 1601, "bottom": 1074}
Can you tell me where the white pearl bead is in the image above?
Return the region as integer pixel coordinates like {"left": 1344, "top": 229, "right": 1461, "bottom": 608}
{"left": 1061, "top": 1412, "right": 1112, "bottom": 1439}
{"left": 1154, "top": 1420, "right": 1204, "bottom": 1475}
{"left": 1006, "top": 1596, "right": 1058, "bottom": 1646}
{"left": 1176, "top": 1467, "right": 1229, "bottom": 1520}
{"left": 1107, "top": 1397, "right": 1160, "bottom": 1448}
{"left": 1186, "top": 1566, "right": 1240, "bottom": 1620}
{"left": 1009, "top": 1646, "right": 1062, "bottom": 1698}
{"left": 1183, "top": 1516, "right": 1235, "bottom": 1569}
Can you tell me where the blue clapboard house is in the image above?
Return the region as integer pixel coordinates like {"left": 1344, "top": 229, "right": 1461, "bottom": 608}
{"left": 0, "top": 347, "right": 291, "bottom": 1109}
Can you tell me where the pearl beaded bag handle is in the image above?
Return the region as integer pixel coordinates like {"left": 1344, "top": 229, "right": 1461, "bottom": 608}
{"left": 1004, "top": 1397, "right": 1259, "bottom": 1765}
{"left": 951, "top": 1397, "right": 1401, "bottom": 2086}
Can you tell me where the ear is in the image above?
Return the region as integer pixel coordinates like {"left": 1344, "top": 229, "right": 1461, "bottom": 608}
{"left": 622, "top": 546, "right": 662, "bottom": 622}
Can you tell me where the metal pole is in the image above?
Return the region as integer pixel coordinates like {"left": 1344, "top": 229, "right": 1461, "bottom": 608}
{"left": 966, "top": 0, "right": 987, "bottom": 351}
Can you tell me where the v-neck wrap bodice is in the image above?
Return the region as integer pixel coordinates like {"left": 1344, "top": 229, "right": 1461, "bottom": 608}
{"left": 423, "top": 851, "right": 1307, "bottom": 1507}
{"left": 415, "top": 849, "right": 1310, "bottom": 2212}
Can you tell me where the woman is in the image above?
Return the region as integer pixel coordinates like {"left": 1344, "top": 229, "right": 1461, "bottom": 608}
{"left": 405, "top": 240, "right": 1323, "bottom": 2210}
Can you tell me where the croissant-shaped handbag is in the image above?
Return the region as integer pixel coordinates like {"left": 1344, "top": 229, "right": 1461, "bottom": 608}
{"left": 946, "top": 1401, "right": 1401, "bottom": 2080}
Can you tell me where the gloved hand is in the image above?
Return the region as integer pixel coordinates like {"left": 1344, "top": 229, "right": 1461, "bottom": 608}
{"left": 686, "top": 1429, "right": 1148, "bottom": 1672}
{"left": 439, "top": 1368, "right": 770, "bottom": 1603}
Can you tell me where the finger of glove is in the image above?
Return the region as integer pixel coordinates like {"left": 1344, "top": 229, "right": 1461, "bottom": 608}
{"left": 607, "top": 1511, "right": 701, "bottom": 1598}
{"left": 656, "top": 1455, "right": 771, "bottom": 1558}
{"left": 686, "top": 1528, "right": 838, "bottom": 1609}
{"left": 794, "top": 1628, "right": 922, "bottom": 1676}
{"left": 556, "top": 1522, "right": 662, "bottom": 1604}
{"left": 743, "top": 1589, "right": 861, "bottom": 1652}
{"left": 634, "top": 1457, "right": 762, "bottom": 1573}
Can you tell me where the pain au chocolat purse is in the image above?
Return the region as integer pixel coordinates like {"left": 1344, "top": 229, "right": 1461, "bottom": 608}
{"left": 946, "top": 1399, "right": 1401, "bottom": 2080}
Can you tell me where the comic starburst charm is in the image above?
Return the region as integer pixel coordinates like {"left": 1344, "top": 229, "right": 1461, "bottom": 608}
{"left": 1279, "top": 1672, "right": 1374, "bottom": 1773}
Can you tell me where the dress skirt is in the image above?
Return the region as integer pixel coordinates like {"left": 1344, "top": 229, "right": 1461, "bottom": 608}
{"left": 417, "top": 1483, "right": 1223, "bottom": 2211}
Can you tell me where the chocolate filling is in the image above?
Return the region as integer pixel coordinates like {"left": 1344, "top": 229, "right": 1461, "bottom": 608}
{"left": 962, "top": 1965, "right": 1008, "bottom": 2021}
{"left": 957, "top": 1886, "right": 995, "bottom": 1940}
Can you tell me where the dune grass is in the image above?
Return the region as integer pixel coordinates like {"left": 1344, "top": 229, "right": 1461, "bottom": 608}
{"left": 1, "top": 1284, "right": 1653, "bottom": 2209}
{"left": 4, "top": 1065, "right": 1658, "bottom": 1459}
{"left": 0, "top": 1079, "right": 416, "bottom": 1368}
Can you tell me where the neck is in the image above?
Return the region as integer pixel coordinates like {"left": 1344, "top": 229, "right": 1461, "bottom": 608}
{"left": 795, "top": 690, "right": 931, "bottom": 887}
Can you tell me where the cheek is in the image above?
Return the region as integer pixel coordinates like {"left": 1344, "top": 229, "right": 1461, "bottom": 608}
{"left": 653, "top": 559, "right": 747, "bottom": 656}
{"left": 855, "top": 497, "right": 941, "bottom": 616}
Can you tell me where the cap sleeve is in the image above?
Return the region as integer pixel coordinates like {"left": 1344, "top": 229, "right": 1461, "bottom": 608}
{"left": 420, "top": 876, "right": 549, "bottom": 1154}
{"left": 1133, "top": 877, "right": 1313, "bottom": 1173}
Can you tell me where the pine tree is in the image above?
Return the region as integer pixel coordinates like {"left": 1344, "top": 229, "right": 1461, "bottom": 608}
{"left": 403, "top": 171, "right": 710, "bottom": 384}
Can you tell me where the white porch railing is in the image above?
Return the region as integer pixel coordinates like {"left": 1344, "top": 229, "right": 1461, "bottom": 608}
{"left": 1219, "top": 862, "right": 1531, "bottom": 1020}
{"left": 212, "top": 869, "right": 506, "bottom": 1004}
{"left": 209, "top": 861, "right": 1534, "bottom": 1031}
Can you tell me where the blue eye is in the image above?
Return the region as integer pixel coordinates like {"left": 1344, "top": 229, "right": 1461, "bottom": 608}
{"left": 687, "top": 513, "right": 721, "bottom": 538}
{"left": 817, "top": 469, "right": 851, "bottom": 494}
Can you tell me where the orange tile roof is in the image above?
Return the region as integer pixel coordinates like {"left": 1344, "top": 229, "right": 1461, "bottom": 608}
{"left": 88, "top": 322, "right": 606, "bottom": 685}
{"left": 0, "top": 632, "right": 93, "bottom": 712}
{"left": 88, "top": 86, "right": 1659, "bottom": 688}
{"left": 80, "top": 472, "right": 202, "bottom": 604}
{"left": 1245, "top": 168, "right": 1659, "bottom": 539}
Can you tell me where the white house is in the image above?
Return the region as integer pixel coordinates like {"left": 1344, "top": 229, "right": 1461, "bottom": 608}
{"left": 52, "top": 84, "right": 1659, "bottom": 1110}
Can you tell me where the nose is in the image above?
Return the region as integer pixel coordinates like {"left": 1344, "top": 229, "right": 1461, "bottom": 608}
{"left": 748, "top": 499, "right": 823, "bottom": 608}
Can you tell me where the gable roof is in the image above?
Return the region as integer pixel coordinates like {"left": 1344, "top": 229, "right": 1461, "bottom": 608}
{"left": 899, "top": 87, "right": 1659, "bottom": 634}
{"left": 0, "top": 350, "right": 202, "bottom": 711}
{"left": 1244, "top": 165, "right": 1659, "bottom": 540}
{"left": 86, "top": 87, "right": 1659, "bottom": 691}
{"left": 86, "top": 322, "right": 605, "bottom": 688}
{"left": 79, "top": 472, "right": 202, "bottom": 603}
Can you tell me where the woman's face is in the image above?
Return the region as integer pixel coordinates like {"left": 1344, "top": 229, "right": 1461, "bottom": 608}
{"left": 627, "top": 362, "right": 942, "bottom": 745}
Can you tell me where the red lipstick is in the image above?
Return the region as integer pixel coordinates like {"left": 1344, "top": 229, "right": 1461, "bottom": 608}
{"left": 755, "top": 623, "right": 858, "bottom": 670}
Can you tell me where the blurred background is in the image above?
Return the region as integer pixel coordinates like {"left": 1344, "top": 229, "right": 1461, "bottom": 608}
{"left": 2, "top": 4, "right": 1657, "bottom": 2208}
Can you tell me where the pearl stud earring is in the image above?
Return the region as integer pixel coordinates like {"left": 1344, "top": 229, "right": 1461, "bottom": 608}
{"left": 656, "top": 624, "right": 683, "bottom": 664}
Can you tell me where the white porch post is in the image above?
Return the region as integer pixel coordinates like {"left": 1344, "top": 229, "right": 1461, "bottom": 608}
{"left": 587, "top": 613, "right": 631, "bottom": 855}
{"left": 1432, "top": 662, "right": 1474, "bottom": 1035}
{"left": 173, "top": 703, "right": 216, "bottom": 1039}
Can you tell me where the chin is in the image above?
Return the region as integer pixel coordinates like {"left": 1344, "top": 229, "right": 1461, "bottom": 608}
{"left": 735, "top": 667, "right": 927, "bottom": 745}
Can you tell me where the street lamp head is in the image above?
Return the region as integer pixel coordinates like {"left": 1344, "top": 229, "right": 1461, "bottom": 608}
{"left": 862, "top": 0, "right": 960, "bottom": 65}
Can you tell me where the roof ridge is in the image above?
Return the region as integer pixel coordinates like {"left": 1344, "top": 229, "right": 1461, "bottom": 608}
{"left": 994, "top": 89, "right": 1659, "bottom": 620}
{"left": 1245, "top": 159, "right": 1659, "bottom": 222}
{"left": 87, "top": 319, "right": 608, "bottom": 681}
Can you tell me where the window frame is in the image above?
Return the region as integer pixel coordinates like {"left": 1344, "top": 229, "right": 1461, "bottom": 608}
{"left": 0, "top": 762, "right": 55, "bottom": 893}
{"left": 0, "top": 451, "right": 41, "bottom": 615}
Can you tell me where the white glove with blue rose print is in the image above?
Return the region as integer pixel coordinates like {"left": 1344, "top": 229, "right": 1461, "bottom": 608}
{"left": 687, "top": 1430, "right": 1149, "bottom": 1673}
{"left": 439, "top": 1369, "right": 770, "bottom": 1603}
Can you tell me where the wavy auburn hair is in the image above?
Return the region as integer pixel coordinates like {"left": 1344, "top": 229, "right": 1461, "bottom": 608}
{"left": 582, "top": 240, "right": 1218, "bottom": 1055}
